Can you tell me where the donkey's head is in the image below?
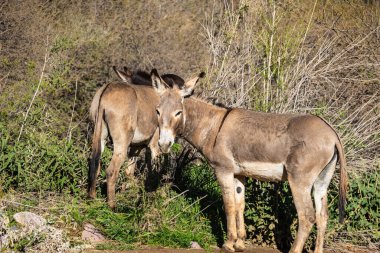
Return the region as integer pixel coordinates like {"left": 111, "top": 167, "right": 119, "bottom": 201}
{"left": 151, "top": 69, "right": 205, "bottom": 153}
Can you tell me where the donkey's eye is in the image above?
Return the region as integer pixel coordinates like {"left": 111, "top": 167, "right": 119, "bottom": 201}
{"left": 156, "top": 109, "right": 161, "bottom": 116}
{"left": 175, "top": 111, "right": 182, "bottom": 117}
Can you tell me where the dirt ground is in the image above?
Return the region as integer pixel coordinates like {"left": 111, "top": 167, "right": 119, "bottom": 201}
{"left": 86, "top": 247, "right": 280, "bottom": 253}
{"left": 86, "top": 244, "right": 378, "bottom": 253}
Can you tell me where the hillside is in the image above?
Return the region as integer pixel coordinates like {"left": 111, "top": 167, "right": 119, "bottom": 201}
{"left": 0, "top": 0, "right": 379, "bottom": 252}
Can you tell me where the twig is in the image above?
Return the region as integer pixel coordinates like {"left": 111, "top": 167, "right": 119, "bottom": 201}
{"left": 194, "top": 199, "right": 219, "bottom": 217}
{"left": 171, "top": 195, "right": 207, "bottom": 221}
{"left": 1, "top": 199, "right": 54, "bottom": 211}
{"left": 17, "top": 36, "right": 50, "bottom": 142}
{"left": 0, "top": 71, "right": 9, "bottom": 93}
{"left": 67, "top": 78, "right": 78, "bottom": 142}
{"left": 0, "top": 72, "right": 9, "bottom": 82}
{"left": 163, "top": 189, "right": 189, "bottom": 206}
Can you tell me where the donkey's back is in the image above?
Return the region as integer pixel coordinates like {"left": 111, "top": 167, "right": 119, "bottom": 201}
{"left": 219, "top": 110, "right": 340, "bottom": 167}
{"left": 98, "top": 82, "right": 160, "bottom": 144}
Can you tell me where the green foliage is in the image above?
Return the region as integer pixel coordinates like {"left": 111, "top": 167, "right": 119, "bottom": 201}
{"left": 327, "top": 168, "right": 380, "bottom": 244}
{"left": 0, "top": 123, "right": 87, "bottom": 193}
{"left": 10, "top": 236, "right": 43, "bottom": 252}
{"left": 51, "top": 36, "right": 75, "bottom": 53}
{"left": 244, "top": 180, "right": 296, "bottom": 249}
{"left": 172, "top": 163, "right": 226, "bottom": 246}
{"left": 58, "top": 185, "right": 216, "bottom": 250}
{"left": 178, "top": 162, "right": 379, "bottom": 250}
{"left": 171, "top": 143, "right": 183, "bottom": 154}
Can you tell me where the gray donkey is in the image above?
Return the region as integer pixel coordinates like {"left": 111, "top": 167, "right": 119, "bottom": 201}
{"left": 150, "top": 69, "right": 348, "bottom": 253}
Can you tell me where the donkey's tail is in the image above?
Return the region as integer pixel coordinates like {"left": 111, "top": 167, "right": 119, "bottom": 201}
{"left": 88, "top": 80, "right": 113, "bottom": 198}
{"left": 88, "top": 105, "right": 104, "bottom": 198}
{"left": 316, "top": 115, "right": 348, "bottom": 223}
{"left": 336, "top": 135, "right": 348, "bottom": 223}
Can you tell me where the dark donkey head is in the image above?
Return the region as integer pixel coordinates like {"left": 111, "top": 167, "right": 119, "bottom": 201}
{"left": 113, "top": 66, "right": 185, "bottom": 88}
{"left": 151, "top": 69, "right": 205, "bottom": 152}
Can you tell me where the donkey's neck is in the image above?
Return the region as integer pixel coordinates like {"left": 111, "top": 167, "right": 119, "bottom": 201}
{"left": 182, "top": 98, "right": 227, "bottom": 156}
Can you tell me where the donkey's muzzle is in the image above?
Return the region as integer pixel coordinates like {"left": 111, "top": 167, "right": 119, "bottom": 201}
{"left": 158, "top": 128, "right": 174, "bottom": 153}
{"left": 158, "top": 141, "right": 172, "bottom": 153}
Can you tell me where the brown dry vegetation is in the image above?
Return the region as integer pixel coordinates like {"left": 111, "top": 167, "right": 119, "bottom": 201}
{"left": 0, "top": 0, "right": 213, "bottom": 139}
{"left": 203, "top": 0, "right": 380, "bottom": 163}
{"left": 0, "top": 0, "right": 379, "bottom": 252}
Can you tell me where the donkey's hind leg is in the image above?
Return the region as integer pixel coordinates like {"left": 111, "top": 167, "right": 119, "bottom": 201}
{"left": 288, "top": 173, "right": 316, "bottom": 253}
{"left": 313, "top": 153, "right": 337, "bottom": 253}
{"left": 234, "top": 176, "right": 246, "bottom": 252}
{"left": 106, "top": 129, "right": 133, "bottom": 209}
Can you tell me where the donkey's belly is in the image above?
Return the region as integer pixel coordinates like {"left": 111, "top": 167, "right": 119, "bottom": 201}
{"left": 132, "top": 128, "right": 151, "bottom": 144}
{"left": 236, "top": 161, "right": 286, "bottom": 182}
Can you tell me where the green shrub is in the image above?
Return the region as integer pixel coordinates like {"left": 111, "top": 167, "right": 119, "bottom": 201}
{"left": 177, "top": 162, "right": 379, "bottom": 250}
{"left": 61, "top": 184, "right": 216, "bottom": 250}
{"left": 0, "top": 123, "right": 87, "bottom": 193}
{"left": 327, "top": 167, "right": 380, "bottom": 245}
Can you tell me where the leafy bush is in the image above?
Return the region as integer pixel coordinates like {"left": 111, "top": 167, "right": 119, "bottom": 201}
{"left": 179, "top": 162, "right": 380, "bottom": 250}
{"left": 328, "top": 167, "right": 380, "bottom": 246}
{"left": 0, "top": 123, "right": 87, "bottom": 193}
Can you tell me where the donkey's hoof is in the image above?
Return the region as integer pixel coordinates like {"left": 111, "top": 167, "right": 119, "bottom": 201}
{"left": 234, "top": 239, "right": 246, "bottom": 252}
{"left": 222, "top": 241, "right": 235, "bottom": 252}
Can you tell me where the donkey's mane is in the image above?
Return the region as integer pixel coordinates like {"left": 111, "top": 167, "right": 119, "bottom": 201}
{"left": 210, "top": 99, "right": 231, "bottom": 109}
{"left": 131, "top": 70, "right": 185, "bottom": 88}
{"left": 190, "top": 95, "right": 232, "bottom": 110}
{"left": 130, "top": 70, "right": 151, "bottom": 85}
{"left": 188, "top": 96, "right": 233, "bottom": 111}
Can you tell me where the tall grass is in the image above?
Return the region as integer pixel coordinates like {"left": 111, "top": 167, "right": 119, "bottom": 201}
{"left": 202, "top": 0, "right": 379, "bottom": 167}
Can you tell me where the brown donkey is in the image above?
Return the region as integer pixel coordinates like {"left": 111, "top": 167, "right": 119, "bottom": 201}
{"left": 88, "top": 67, "right": 184, "bottom": 208}
{"left": 150, "top": 69, "right": 348, "bottom": 253}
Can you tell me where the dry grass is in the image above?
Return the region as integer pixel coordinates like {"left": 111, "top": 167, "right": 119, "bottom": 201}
{"left": 201, "top": 0, "right": 380, "bottom": 170}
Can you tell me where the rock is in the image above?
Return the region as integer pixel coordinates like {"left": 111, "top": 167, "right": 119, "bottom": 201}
{"left": 0, "top": 213, "right": 10, "bottom": 228}
{"left": 13, "top": 212, "right": 46, "bottom": 231}
{"left": 0, "top": 234, "right": 9, "bottom": 248}
{"left": 1, "top": 212, "right": 70, "bottom": 252}
{"left": 0, "top": 225, "right": 28, "bottom": 249}
{"left": 24, "top": 226, "right": 70, "bottom": 253}
{"left": 190, "top": 241, "right": 202, "bottom": 249}
{"left": 81, "top": 223, "right": 106, "bottom": 243}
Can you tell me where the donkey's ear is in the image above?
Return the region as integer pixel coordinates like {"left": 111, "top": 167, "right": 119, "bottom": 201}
{"left": 113, "top": 66, "right": 131, "bottom": 82}
{"left": 180, "top": 72, "right": 205, "bottom": 97}
{"left": 151, "top": 69, "right": 168, "bottom": 95}
{"left": 123, "top": 66, "right": 133, "bottom": 76}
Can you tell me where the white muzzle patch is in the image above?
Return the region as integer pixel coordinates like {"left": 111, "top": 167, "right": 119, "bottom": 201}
{"left": 158, "top": 128, "right": 175, "bottom": 153}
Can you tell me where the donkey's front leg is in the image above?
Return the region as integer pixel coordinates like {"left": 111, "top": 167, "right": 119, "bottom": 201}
{"left": 216, "top": 171, "right": 237, "bottom": 252}
{"left": 234, "top": 176, "right": 246, "bottom": 252}
{"left": 148, "top": 128, "right": 161, "bottom": 165}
